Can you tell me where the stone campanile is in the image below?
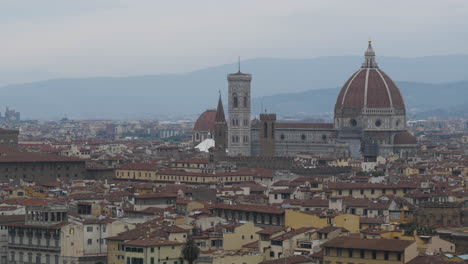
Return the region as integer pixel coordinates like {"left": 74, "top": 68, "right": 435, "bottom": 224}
{"left": 227, "top": 70, "right": 252, "bottom": 156}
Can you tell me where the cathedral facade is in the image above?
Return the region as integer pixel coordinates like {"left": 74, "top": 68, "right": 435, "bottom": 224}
{"left": 199, "top": 42, "right": 417, "bottom": 159}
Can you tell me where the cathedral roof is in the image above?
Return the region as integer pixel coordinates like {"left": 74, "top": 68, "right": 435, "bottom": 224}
{"left": 193, "top": 110, "right": 216, "bottom": 132}
{"left": 335, "top": 41, "right": 405, "bottom": 110}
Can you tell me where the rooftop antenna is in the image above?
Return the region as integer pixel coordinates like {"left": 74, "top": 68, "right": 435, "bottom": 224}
{"left": 238, "top": 56, "right": 241, "bottom": 73}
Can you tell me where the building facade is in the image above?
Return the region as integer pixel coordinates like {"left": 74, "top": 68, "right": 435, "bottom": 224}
{"left": 6, "top": 203, "right": 68, "bottom": 264}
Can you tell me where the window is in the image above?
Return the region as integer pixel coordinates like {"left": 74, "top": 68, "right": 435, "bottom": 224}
{"left": 390, "top": 211, "right": 400, "bottom": 219}
{"left": 360, "top": 249, "right": 365, "bottom": 258}
{"left": 233, "top": 93, "right": 238, "bottom": 108}
{"left": 243, "top": 96, "right": 247, "bottom": 107}
{"left": 325, "top": 248, "right": 330, "bottom": 256}
{"left": 348, "top": 249, "right": 353, "bottom": 257}
{"left": 372, "top": 250, "right": 377, "bottom": 259}
{"left": 87, "top": 239, "right": 92, "bottom": 245}
{"left": 397, "top": 253, "right": 402, "bottom": 261}
{"left": 375, "top": 119, "right": 382, "bottom": 127}
{"left": 384, "top": 251, "right": 389, "bottom": 260}
{"left": 337, "top": 248, "right": 342, "bottom": 257}
{"left": 350, "top": 119, "right": 357, "bottom": 127}
{"left": 86, "top": 226, "right": 93, "bottom": 232}
{"left": 263, "top": 123, "right": 268, "bottom": 138}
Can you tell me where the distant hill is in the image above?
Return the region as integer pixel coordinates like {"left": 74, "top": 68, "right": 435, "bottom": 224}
{"left": 0, "top": 55, "right": 467, "bottom": 119}
{"left": 252, "top": 81, "right": 468, "bottom": 119}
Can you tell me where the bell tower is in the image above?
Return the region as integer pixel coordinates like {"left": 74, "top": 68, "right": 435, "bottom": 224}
{"left": 227, "top": 67, "right": 252, "bottom": 156}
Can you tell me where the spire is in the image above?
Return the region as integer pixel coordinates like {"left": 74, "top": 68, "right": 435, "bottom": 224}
{"left": 215, "top": 92, "right": 226, "bottom": 122}
{"left": 362, "top": 40, "right": 378, "bottom": 68}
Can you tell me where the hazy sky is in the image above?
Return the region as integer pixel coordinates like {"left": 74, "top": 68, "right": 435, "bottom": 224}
{"left": 0, "top": 0, "right": 467, "bottom": 85}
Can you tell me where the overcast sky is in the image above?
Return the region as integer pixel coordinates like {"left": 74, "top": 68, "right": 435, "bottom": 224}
{"left": 0, "top": 0, "right": 467, "bottom": 85}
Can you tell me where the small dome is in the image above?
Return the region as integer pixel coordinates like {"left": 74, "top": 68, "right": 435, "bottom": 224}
{"left": 335, "top": 42, "right": 405, "bottom": 110}
{"left": 193, "top": 110, "right": 216, "bottom": 131}
{"left": 394, "top": 131, "right": 416, "bottom": 145}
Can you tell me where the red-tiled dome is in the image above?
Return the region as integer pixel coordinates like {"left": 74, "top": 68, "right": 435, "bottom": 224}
{"left": 335, "top": 42, "right": 405, "bottom": 110}
{"left": 193, "top": 110, "right": 216, "bottom": 131}
{"left": 394, "top": 131, "right": 416, "bottom": 145}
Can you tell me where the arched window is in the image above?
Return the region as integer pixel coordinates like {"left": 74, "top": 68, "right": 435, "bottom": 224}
{"left": 233, "top": 93, "right": 238, "bottom": 108}
{"left": 263, "top": 122, "right": 268, "bottom": 138}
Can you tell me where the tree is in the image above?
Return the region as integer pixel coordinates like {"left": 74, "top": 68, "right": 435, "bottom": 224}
{"left": 182, "top": 239, "right": 200, "bottom": 264}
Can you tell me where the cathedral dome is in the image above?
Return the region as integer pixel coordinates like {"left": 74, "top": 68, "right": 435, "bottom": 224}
{"left": 193, "top": 110, "right": 216, "bottom": 131}
{"left": 335, "top": 41, "right": 405, "bottom": 110}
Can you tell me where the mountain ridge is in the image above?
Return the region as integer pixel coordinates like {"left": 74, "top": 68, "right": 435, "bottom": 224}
{"left": 0, "top": 55, "right": 467, "bottom": 119}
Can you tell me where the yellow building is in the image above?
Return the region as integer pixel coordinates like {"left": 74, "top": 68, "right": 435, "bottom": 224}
{"left": 223, "top": 222, "right": 261, "bottom": 251}
{"left": 326, "top": 182, "right": 417, "bottom": 199}
{"left": 269, "top": 226, "right": 316, "bottom": 259}
{"left": 257, "top": 226, "right": 288, "bottom": 261}
{"left": 378, "top": 231, "right": 455, "bottom": 255}
{"left": 122, "top": 239, "right": 183, "bottom": 264}
{"left": 115, "top": 167, "right": 256, "bottom": 185}
{"left": 197, "top": 222, "right": 261, "bottom": 252}
{"left": 322, "top": 237, "right": 417, "bottom": 264}
{"left": 284, "top": 210, "right": 360, "bottom": 233}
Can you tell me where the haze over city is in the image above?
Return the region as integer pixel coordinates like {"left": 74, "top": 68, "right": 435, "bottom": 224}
{"left": 1, "top": 0, "right": 468, "bottom": 84}
{"left": 0, "top": 3, "right": 466, "bottom": 264}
